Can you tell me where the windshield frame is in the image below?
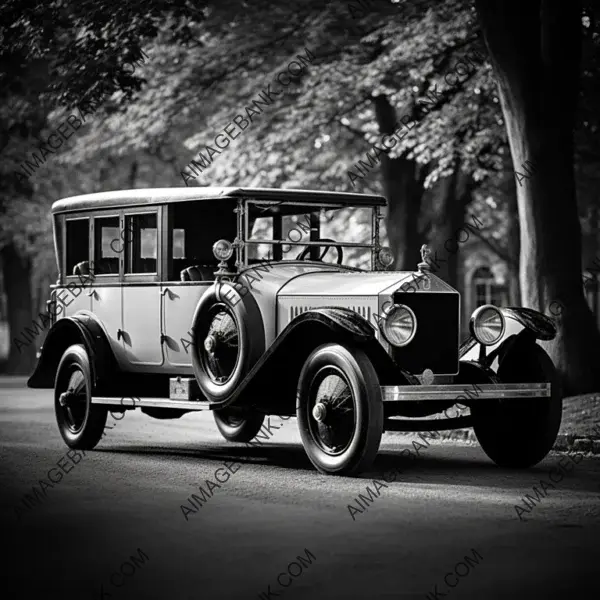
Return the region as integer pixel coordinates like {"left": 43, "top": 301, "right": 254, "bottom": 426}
{"left": 238, "top": 198, "right": 382, "bottom": 270}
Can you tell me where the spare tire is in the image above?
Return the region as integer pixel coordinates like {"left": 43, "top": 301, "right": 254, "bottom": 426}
{"left": 191, "top": 281, "right": 264, "bottom": 403}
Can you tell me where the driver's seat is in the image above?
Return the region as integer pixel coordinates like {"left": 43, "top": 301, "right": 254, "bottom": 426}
{"left": 180, "top": 265, "right": 216, "bottom": 281}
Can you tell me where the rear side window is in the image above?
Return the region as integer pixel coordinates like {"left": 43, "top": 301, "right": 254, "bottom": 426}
{"left": 125, "top": 213, "right": 158, "bottom": 274}
{"left": 65, "top": 218, "right": 89, "bottom": 276}
{"left": 94, "top": 216, "right": 120, "bottom": 275}
{"left": 173, "top": 228, "right": 186, "bottom": 259}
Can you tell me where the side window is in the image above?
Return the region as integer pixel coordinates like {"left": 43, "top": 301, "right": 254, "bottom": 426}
{"left": 173, "top": 228, "right": 186, "bottom": 259}
{"left": 168, "top": 200, "right": 237, "bottom": 280}
{"left": 125, "top": 213, "right": 158, "bottom": 274}
{"left": 65, "top": 218, "right": 89, "bottom": 276}
{"left": 94, "top": 216, "right": 120, "bottom": 275}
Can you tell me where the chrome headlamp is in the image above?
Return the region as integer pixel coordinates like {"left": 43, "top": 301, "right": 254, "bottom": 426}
{"left": 380, "top": 304, "right": 417, "bottom": 347}
{"left": 469, "top": 305, "right": 505, "bottom": 346}
{"left": 378, "top": 247, "right": 394, "bottom": 269}
{"left": 213, "top": 239, "right": 234, "bottom": 261}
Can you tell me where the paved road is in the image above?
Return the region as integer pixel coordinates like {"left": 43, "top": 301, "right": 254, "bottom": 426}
{"left": 1, "top": 378, "right": 598, "bottom": 600}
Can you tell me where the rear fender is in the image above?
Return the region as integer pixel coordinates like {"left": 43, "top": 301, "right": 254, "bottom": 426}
{"left": 27, "top": 315, "right": 117, "bottom": 390}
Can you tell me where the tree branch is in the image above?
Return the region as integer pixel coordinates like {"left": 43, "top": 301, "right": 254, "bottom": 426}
{"left": 468, "top": 227, "right": 517, "bottom": 269}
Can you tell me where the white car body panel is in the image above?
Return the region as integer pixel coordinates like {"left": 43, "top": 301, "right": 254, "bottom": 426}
{"left": 122, "top": 286, "right": 163, "bottom": 367}
{"left": 162, "top": 283, "right": 212, "bottom": 368}
{"left": 90, "top": 286, "right": 127, "bottom": 368}
{"left": 237, "top": 262, "right": 342, "bottom": 346}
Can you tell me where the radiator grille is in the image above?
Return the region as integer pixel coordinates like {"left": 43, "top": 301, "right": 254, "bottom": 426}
{"left": 289, "top": 304, "right": 372, "bottom": 322}
{"left": 391, "top": 292, "right": 459, "bottom": 375}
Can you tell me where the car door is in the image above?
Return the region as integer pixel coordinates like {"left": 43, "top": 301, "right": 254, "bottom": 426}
{"left": 89, "top": 213, "right": 127, "bottom": 366}
{"left": 162, "top": 283, "right": 211, "bottom": 368}
{"left": 160, "top": 213, "right": 210, "bottom": 368}
{"left": 120, "top": 208, "right": 164, "bottom": 368}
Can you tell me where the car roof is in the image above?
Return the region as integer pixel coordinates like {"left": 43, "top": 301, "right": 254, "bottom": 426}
{"left": 51, "top": 187, "right": 387, "bottom": 214}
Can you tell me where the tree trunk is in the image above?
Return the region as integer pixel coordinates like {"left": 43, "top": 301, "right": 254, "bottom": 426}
{"left": 429, "top": 165, "right": 472, "bottom": 288}
{"left": 373, "top": 95, "right": 424, "bottom": 270}
{"left": 1, "top": 242, "right": 35, "bottom": 374}
{"left": 589, "top": 203, "right": 599, "bottom": 320}
{"left": 129, "top": 159, "right": 138, "bottom": 188}
{"left": 476, "top": 0, "right": 600, "bottom": 394}
{"left": 504, "top": 177, "right": 521, "bottom": 305}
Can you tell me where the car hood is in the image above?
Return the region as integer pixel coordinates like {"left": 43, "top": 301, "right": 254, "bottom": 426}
{"left": 237, "top": 262, "right": 455, "bottom": 297}
{"left": 278, "top": 269, "right": 417, "bottom": 296}
{"left": 236, "top": 262, "right": 455, "bottom": 346}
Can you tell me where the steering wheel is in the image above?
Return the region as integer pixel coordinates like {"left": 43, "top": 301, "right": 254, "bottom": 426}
{"left": 296, "top": 238, "right": 344, "bottom": 265}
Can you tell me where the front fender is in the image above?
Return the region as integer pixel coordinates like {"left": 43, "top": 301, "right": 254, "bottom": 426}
{"left": 221, "top": 307, "right": 400, "bottom": 412}
{"left": 460, "top": 306, "right": 556, "bottom": 361}
{"left": 27, "top": 315, "right": 117, "bottom": 390}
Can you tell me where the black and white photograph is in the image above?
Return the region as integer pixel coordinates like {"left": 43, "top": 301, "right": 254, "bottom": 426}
{"left": 1, "top": 0, "right": 599, "bottom": 598}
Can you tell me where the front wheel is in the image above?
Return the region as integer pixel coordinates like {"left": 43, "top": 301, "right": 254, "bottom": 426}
{"left": 472, "top": 343, "right": 562, "bottom": 468}
{"left": 213, "top": 407, "right": 265, "bottom": 442}
{"left": 54, "top": 344, "right": 108, "bottom": 449}
{"left": 297, "top": 344, "right": 383, "bottom": 476}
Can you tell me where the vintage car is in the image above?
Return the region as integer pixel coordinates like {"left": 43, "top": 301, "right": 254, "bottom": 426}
{"left": 28, "top": 187, "right": 562, "bottom": 476}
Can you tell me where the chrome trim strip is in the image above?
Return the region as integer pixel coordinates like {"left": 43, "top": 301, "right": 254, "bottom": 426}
{"left": 381, "top": 383, "right": 551, "bottom": 402}
{"left": 91, "top": 397, "right": 210, "bottom": 410}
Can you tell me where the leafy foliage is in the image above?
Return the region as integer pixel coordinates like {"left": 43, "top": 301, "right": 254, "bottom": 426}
{"left": 1, "top": 0, "right": 599, "bottom": 336}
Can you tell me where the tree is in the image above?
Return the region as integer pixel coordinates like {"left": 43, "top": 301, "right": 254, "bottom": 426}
{"left": 0, "top": 0, "right": 207, "bottom": 373}
{"left": 475, "top": 0, "right": 600, "bottom": 393}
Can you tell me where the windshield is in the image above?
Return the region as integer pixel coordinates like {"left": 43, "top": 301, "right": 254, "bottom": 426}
{"left": 245, "top": 202, "right": 376, "bottom": 269}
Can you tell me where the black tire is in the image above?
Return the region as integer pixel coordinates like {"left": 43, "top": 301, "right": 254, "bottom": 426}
{"left": 297, "top": 343, "right": 383, "bottom": 476}
{"left": 191, "top": 282, "right": 264, "bottom": 403}
{"left": 54, "top": 344, "right": 108, "bottom": 449}
{"left": 472, "top": 343, "right": 562, "bottom": 468}
{"left": 213, "top": 407, "right": 265, "bottom": 442}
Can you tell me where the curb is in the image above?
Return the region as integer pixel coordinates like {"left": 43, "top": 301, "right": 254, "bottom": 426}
{"left": 389, "top": 429, "right": 600, "bottom": 455}
{"left": 553, "top": 434, "right": 600, "bottom": 454}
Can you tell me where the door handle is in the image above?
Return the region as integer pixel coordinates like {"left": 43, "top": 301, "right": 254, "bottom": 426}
{"left": 117, "top": 328, "right": 124, "bottom": 341}
{"left": 161, "top": 287, "right": 170, "bottom": 296}
{"left": 87, "top": 290, "right": 97, "bottom": 298}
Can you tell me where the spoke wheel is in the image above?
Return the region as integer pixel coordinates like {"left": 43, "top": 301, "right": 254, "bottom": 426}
{"left": 192, "top": 282, "right": 265, "bottom": 404}
{"left": 54, "top": 344, "right": 107, "bottom": 449}
{"left": 308, "top": 368, "right": 357, "bottom": 456}
{"left": 201, "top": 305, "right": 240, "bottom": 385}
{"left": 472, "top": 342, "right": 562, "bottom": 468}
{"left": 297, "top": 343, "right": 383, "bottom": 476}
{"left": 58, "top": 367, "right": 89, "bottom": 434}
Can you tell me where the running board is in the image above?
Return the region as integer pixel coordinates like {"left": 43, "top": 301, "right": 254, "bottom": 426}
{"left": 384, "top": 417, "right": 472, "bottom": 431}
{"left": 91, "top": 397, "right": 210, "bottom": 411}
{"left": 381, "top": 383, "right": 551, "bottom": 402}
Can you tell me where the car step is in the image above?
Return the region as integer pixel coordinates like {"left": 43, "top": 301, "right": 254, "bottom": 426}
{"left": 91, "top": 396, "right": 210, "bottom": 411}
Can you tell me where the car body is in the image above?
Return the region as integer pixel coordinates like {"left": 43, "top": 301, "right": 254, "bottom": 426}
{"left": 28, "top": 187, "right": 562, "bottom": 475}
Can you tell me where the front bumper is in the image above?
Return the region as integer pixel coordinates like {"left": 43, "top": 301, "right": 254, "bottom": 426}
{"left": 381, "top": 383, "right": 551, "bottom": 402}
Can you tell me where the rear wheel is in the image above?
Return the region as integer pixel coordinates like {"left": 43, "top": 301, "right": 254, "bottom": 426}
{"left": 54, "top": 344, "right": 108, "bottom": 449}
{"left": 297, "top": 343, "right": 383, "bottom": 476}
{"left": 213, "top": 407, "right": 265, "bottom": 442}
{"left": 472, "top": 343, "right": 562, "bottom": 468}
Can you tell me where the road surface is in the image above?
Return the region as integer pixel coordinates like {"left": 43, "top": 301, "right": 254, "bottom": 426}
{"left": 1, "top": 378, "right": 598, "bottom": 599}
